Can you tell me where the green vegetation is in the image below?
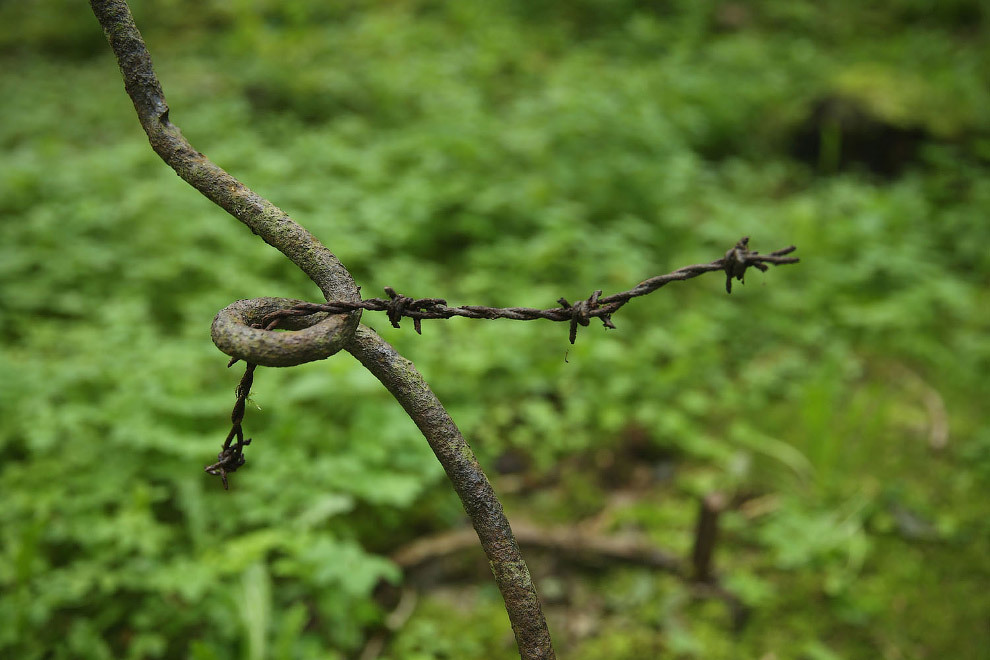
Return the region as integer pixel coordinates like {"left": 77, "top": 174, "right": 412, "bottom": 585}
{"left": 1, "top": 1, "right": 988, "bottom": 658}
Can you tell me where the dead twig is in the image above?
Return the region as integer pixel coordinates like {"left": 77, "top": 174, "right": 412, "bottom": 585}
{"left": 691, "top": 492, "right": 728, "bottom": 583}
{"left": 392, "top": 521, "right": 682, "bottom": 574}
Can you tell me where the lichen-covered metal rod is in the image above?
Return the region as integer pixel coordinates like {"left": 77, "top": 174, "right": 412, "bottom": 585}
{"left": 88, "top": 0, "right": 359, "bottom": 308}
{"left": 349, "top": 326, "right": 555, "bottom": 659}
{"left": 89, "top": 1, "right": 555, "bottom": 657}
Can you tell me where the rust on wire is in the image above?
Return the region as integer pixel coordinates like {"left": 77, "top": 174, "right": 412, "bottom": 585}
{"left": 204, "top": 362, "right": 255, "bottom": 489}
{"left": 209, "top": 239, "right": 798, "bottom": 487}
{"left": 205, "top": 316, "right": 280, "bottom": 488}
{"left": 258, "top": 237, "right": 798, "bottom": 344}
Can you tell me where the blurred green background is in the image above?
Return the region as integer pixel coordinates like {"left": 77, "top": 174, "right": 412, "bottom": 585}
{"left": 1, "top": 1, "right": 988, "bottom": 658}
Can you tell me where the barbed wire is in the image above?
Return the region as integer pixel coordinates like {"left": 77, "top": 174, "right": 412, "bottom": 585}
{"left": 207, "top": 237, "right": 798, "bottom": 488}
{"left": 259, "top": 237, "right": 798, "bottom": 344}
{"left": 205, "top": 316, "right": 279, "bottom": 488}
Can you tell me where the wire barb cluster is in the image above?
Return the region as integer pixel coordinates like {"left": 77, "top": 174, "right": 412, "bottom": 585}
{"left": 557, "top": 290, "right": 616, "bottom": 344}
{"left": 207, "top": 237, "right": 797, "bottom": 488}
{"left": 724, "top": 236, "right": 778, "bottom": 293}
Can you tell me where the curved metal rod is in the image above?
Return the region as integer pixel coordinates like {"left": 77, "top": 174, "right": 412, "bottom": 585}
{"left": 89, "top": 2, "right": 555, "bottom": 658}
{"left": 212, "top": 297, "right": 354, "bottom": 366}
{"left": 88, "top": 1, "right": 360, "bottom": 307}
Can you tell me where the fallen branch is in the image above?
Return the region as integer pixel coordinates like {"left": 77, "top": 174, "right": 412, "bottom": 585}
{"left": 392, "top": 521, "right": 683, "bottom": 574}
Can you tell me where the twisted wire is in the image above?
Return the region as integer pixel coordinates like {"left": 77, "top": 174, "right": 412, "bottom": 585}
{"left": 259, "top": 237, "right": 798, "bottom": 344}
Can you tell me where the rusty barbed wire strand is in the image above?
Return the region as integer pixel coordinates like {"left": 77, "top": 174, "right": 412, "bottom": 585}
{"left": 204, "top": 317, "right": 279, "bottom": 488}
{"left": 210, "top": 238, "right": 798, "bottom": 487}
{"left": 258, "top": 237, "right": 798, "bottom": 345}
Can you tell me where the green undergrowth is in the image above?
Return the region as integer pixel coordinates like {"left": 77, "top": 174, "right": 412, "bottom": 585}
{"left": 1, "top": 1, "right": 988, "bottom": 658}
